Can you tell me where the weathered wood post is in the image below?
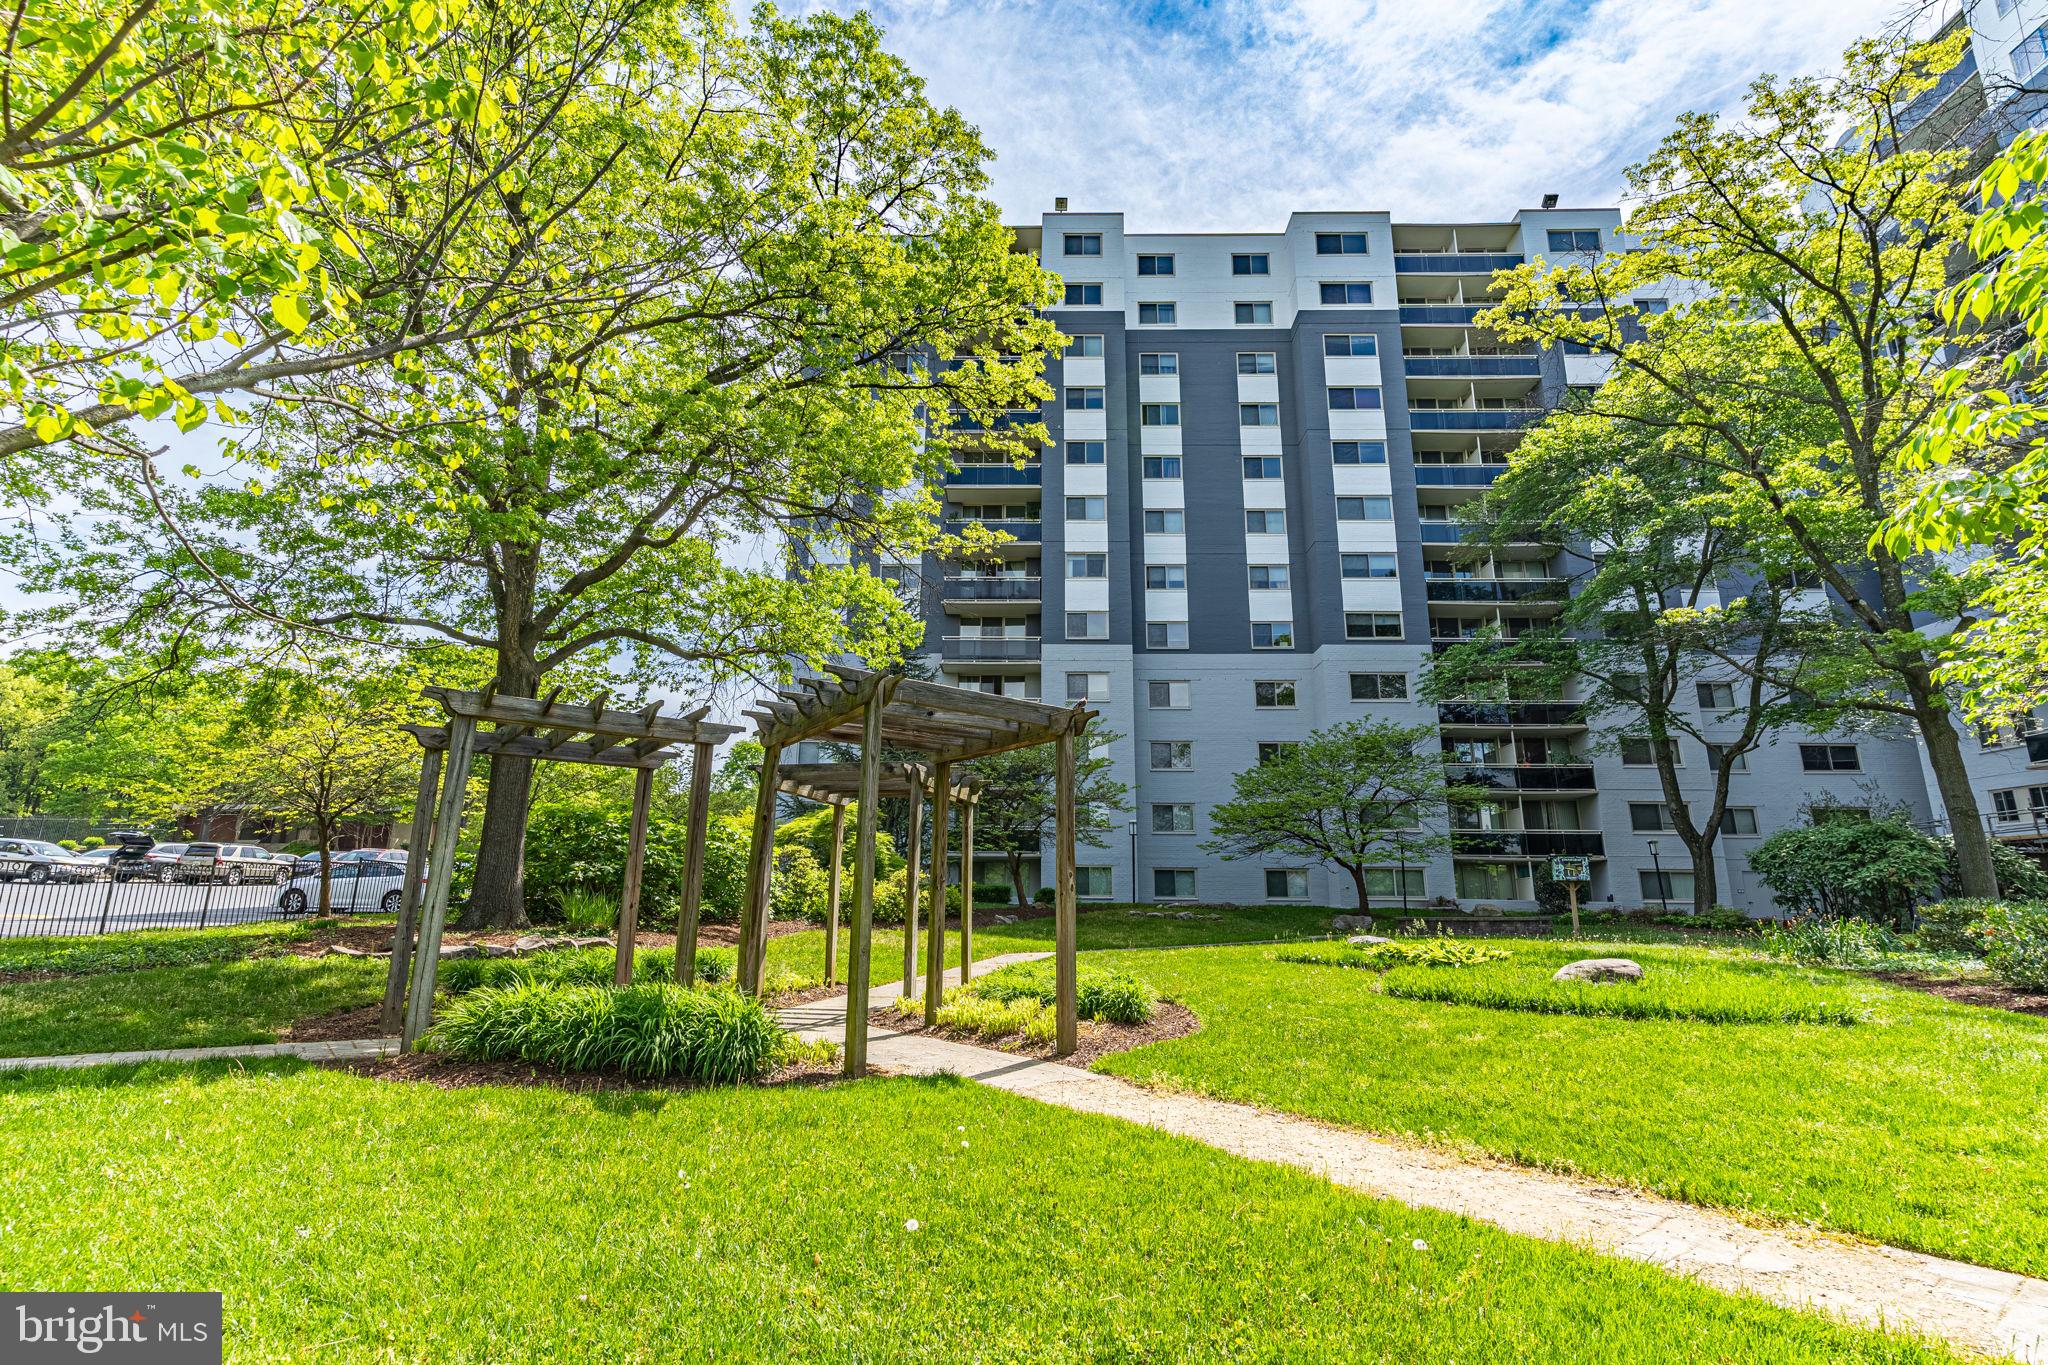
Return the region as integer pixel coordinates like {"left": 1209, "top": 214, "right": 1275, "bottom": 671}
{"left": 925, "top": 763, "right": 952, "bottom": 1024}
{"left": 676, "top": 741, "right": 714, "bottom": 988}
{"left": 614, "top": 764, "right": 655, "bottom": 986}
{"left": 738, "top": 739, "right": 782, "bottom": 994}
{"left": 901, "top": 778, "right": 924, "bottom": 1000}
{"left": 381, "top": 745, "right": 443, "bottom": 1033}
{"left": 403, "top": 716, "right": 478, "bottom": 1052}
{"left": 959, "top": 795, "right": 975, "bottom": 985}
{"left": 1054, "top": 725, "right": 1079, "bottom": 1056}
{"left": 844, "top": 680, "right": 895, "bottom": 1077}
{"left": 824, "top": 802, "right": 846, "bottom": 984}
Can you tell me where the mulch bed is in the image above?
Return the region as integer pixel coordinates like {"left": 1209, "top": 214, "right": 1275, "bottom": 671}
{"left": 871, "top": 999, "right": 1200, "bottom": 1068}
{"left": 1877, "top": 972, "right": 2048, "bottom": 1018}
{"left": 322, "top": 1050, "right": 849, "bottom": 1093}
{"left": 280, "top": 1004, "right": 390, "bottom": 1042}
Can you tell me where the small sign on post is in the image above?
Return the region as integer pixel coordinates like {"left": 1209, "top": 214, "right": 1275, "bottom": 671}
{"left": 1550, "top": 856, "right": 1591, "bottom": 935}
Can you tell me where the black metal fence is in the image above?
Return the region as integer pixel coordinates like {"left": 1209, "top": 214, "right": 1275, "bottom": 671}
{"left": 0, "top": 872, "right": 302, "bottom": 940}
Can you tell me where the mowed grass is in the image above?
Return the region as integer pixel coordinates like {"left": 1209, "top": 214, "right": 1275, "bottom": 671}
{"left": 1090, "top": 939, "right": 2048, "bottom": 1275}
{"left": 0, "top": 1062, "right": 1955, "bottom": 1364}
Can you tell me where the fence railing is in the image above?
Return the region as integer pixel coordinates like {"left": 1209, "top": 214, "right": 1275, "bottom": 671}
{"left": 0, "top": 870, "right": 312, "bottom": 940}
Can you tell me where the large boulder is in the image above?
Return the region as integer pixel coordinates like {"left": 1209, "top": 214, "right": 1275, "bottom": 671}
{"left": 1331, "top": 915, "right": 1378, "bottom": 932}
{"left": 1553, "top": 957, "right": 1643, "bottom": 983}
{"left": 1346, "top": 934, "right": 1392, "bottom": 946}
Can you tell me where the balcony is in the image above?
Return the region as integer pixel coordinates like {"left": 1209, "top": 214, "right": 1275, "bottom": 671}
{"left": 1447, "top": 764, "right": 1598, "bottom": 792}
{"left": 1425, "top": 579, "right": 1567, "bottom": 604}
{"left": 941, "top": 576, "right": 1042, "bottom": 604}
{"left": 943, "top": 517, "right": 1042, "bottom": 543}
{"left": 1403, "top": 355, "right": 1541, "bottom": 379}
{"left": 942, "top": 636, "right": 1041, "bottom": 662}
{"left": 1394, "top": 253, "right": 1526, "bottom": 275}
{"left": 1399, "top": 304, "right": 1489, "bottom": 325}
{"left": 945, "top": 464, "right": 1042, "bottom": 487}
{"left": 945, "top": 409, "right": 1041, "bottom": 435}
{"left": 1413, "top": 465, "right": 1507, "bottom": 487}
{"left": 1407, "top": 409, "right": 1543, "bottom": 432}
{"left": 1437, "top": 702, "right": 1587, "bottom": 728}
{"left": 1452, "top": 830, "right": 1606, "bottom": 858}
{"left": 1417, "top": 523, "right": 1476, "bottom": 544}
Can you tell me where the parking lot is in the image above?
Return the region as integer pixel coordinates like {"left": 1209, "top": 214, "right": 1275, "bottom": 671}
{"left": 0, "top": 876, "right": 304, "bottom": 938}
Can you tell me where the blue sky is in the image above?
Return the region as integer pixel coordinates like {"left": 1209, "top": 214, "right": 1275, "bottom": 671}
{"left": 795, "top": 0, "right": 1908, "bottom": 229}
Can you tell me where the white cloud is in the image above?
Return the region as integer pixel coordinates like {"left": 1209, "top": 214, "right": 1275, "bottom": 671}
{"left": 796, "top": 0, "right": 1908, "bottom": 229}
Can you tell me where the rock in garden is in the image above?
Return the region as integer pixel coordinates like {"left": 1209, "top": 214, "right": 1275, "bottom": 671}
{"left": 478, "top": 944, "right": 515, "bottom": 958}
{"left": 324, "top": 945, "right": 378, "bottom": 958}
{"left": 438, "top": 943, "right": 481, "bottom": 960}
{"left": 993, "top": 914, "right": 1018, "bottom": 925}
{"left": 1347, "top": 934, "right": 1391, "bottom": 946}
{"left": 1553, "top": 957, "right": 1643, "bottom": 983}
{"left": 569, "top": 937, "right": 611, "bottom": 949}
{"left": 1331, "top": 915, "right": 1375, "bottom": 931}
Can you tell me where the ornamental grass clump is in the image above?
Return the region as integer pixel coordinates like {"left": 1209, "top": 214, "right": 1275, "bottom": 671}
{"left": 429, "top": 980, "right": 791, "bottom": 1081}
{"left": 964, "top": 958, "right": 1159, "bottom": 1024}
{"left": 437, "top": 945, "right": 736, "bottom": 994}
{"left": 1276, "top": 939, "right": 1508, "bottom": 971}
{"left": 1380, "top": 954, "right": 1875, "bottom": 1026}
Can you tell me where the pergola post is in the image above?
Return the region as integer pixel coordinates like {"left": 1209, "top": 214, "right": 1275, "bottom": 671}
{"left": 844, "top": 680, "right": 896, "bottom": 1076}
{"left": 902, "top": 780, "right": 924, "bottom": 1000}
{"left": 924, "top": 762, "right": 952, "bottom": 1024}
{"left": 380, "top": 745, "right": 442, "bottom": 1033}
{"left": 738, "top": 739, "right": 782, "bottom": 995}
{"left": 613, "top": 764, "right": 655, "bottom": 987}
{"left": 676, "top": 741, "right": 714, "bottom": 988}
{"left": 403, "top": 716, "right": 478, "bottom": 1053}
{"left": 1054, "top": 726, "right": 1079, "bottom": 1057}
{"left": 959, "top": 796, "right": 976, "bottom": 986}
{"left": 824, "top": 802, "right": 846, "bottom": 984}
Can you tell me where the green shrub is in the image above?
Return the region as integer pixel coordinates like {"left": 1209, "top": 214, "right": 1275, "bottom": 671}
{"left": 558, "top": 889, "right": 617, "bottom": 935}
{"left": 774, "top": 804, "right": 902, "bottom": 877}
{"left": 1277, "top": 939, "right": 1509, "bottom": 971}
{"left": 522, "top": 794, "right": 749, "bottom": 924}
{"left": 1033, "top": 886, "right": 1055, "bottom": 906}
{"left": 1913, "top": 899, "right": 1993, "bottom": 955}
{"left": 437, "top": 945, "right": 736, "bottom": 994}
{"left": 771, "top": 847, "right": 829, "bottom": 922}
{"left": 1937, "top": 837, "right": 2048, "bottom": 903}
{"left": 1652, "top": 907, "right": 1752, "bottom": 932}
{"left": 429, "top": 980, "right": 791, "bottom": 1081}
{"left": 1759, "top": 916, "right": 1906, "bottom": 968}
{"left": 280, "top": 840, "right": 320, "bottom": 856}
{"left": 1746, "top": 817, "right": 1947, "bottom": 927}
{"left": 1979, "top": 901, "right": 2048, "bottom": 991}
{"left": 961, "top": 959, "right": 1158, "bottom": 1024}
{"left": 1380, "top": 955, "right": 1872, "bottom": 1026}
{"left": 971, "top": 883, "right": 1013, "bottom": 907}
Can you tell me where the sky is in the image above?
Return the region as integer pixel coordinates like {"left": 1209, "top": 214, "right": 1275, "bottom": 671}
{"left": 792, "top": 0, "right": 1911, "bottom": 229}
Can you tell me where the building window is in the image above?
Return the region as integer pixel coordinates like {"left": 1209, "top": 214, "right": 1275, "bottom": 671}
{"left": 1992, "top": 789, "right": 2022, "bottom": 821}
{"left": 1341, "top": 553, "right": 1398, "bottom": 579}
{"left": 1151, "top": 803, "right": 1195, "bottom": 833}
{"left": 1145, "top": 563, "right": 1186, "bottom": 589}
{"left": 1066, "top": 334, "right": 1103, "bottom": 357}
{"left": 1725, "top": 807, "right": 1760, "bottom": 835}
{"left": 1076, "top": 866, "right": 1113, "bottom": 899}
{"left": 1065, "top": 611, "right": 1107, "bottom": 639}
{"left": 1336, "top": 495, "right": 1393, "bottom": 521}
{"left": 1154, "top": 868, "right": 1196, "bottom": 899}
{"left": 1629, "top": 802, "right": 1676, "bottom": 833}
{"left": 1065, "top": 440, "right": 1104, "bottom": 465}
{"left": 1239, "top": 403, "right": 1280, "bottom": 427}
{"left": 1328, "top": 386, "right": 1383, "bottom": 410}
{"left": 1150, "top": 740, "right": 1194, "bottom": 770}
{"left": 1323, "top": 333, "right": 1378, "bottom": 357}
{"left": 1265, "top": 869, "right": 1309, "bottom": 900}
{"left": 1141, "top": 455, "right": 1182, "bottom": 479}
{"left": 1546, "top": 229, "right": 1601, "bottom": 253}
{"left": 2014, "top": 23, "right": 2048, "bottom": 80}
{"left": 1065, "top": 495, "right": 1106, "bottom": 521}
{"left": 1143, "top": 509, "right": 1185, "bottom": 533}
{"left": 1065, "top": 553, "right": 1106, "bottom": 578}
{"left": 1232, "top": 253, "right": 1270, "bottom": 275}
{"left": 1344, "top": 612, "right": 1402, "bottom": 640}
{"left": 1319, "top": 282, "right": 1374, "bottom": 305}
{"left": 1315, "top": 231, "right": 1369, "bottom": 255}
{"left": 1139, "top": 352, "right": 1179, "bottom": 375}
{"left": 1254, "top": 680, "right": 1297, "bottom": 708}
{"left": 1063, "top": 233, "right": 1102, "bottom": 256}
{"left": 1247, "top": 564, "right": 1290, "bottom": 590}
{"left": 1350, "top": 672, "right": 1409, "bottom": 701}
{"left": 1640, "top": 868, "right": 1696, "bottom": 904}
{"left": 1237, "top": 352, "right": 1277, "bottom": 374}
{"left": 1365, "top": 867, "right": 1425, "bottom": 899}
{"left": 1705, "top": 743, "right": 1747, "bottom": 773}
{"left": 1696, "top": 682, "right": 1735, "bottom": 709}
{"left": 1251, "top": 621, "right": 1295, "bottom": 649}
{"left": 1137, "top": 253, "right": 1175, "bottom": 276}
{"left": 1621, "top": 737, "right": 1680, "bottom": 766}
{"left": 1333, "top": 440, "right": 1387, "bottom": 464}
{"left": 1245, "top": 508, "right": 1286, "bottom": 533}
{"left": 1235, "top": 301, "right": 1273, "bottom": 325}
{"left": 1065, "top": 386, "right": 1103, "bottom": 410}
{"left": 1635, "top": 297, "right": 1669, "bottom": 315}
{"left": 1256, "top": 741, "right": 1298, "bottom": 765}
{"left": 1148, "top": 680, "right": 1191, "bottom": 709}
{"left": 1063, "top": 282, "right": 1102, "bottom": 306}
{"left": 1146, "top": 621, "right": 1190, "bottom": 649}
{"left": 1138, "top": 302, "right": 1177, "bottom": 325}
{"left": 1140, "top": 402, "right": 1181, "bottom": 426}
{"left": 1066, "top": 672, "right": 1108, "bottom": 702}
{"left": 1800, "top": 743, "right": 1860, "bottom": 772}
{"left": 1242, "top": 455, "right": 1283, "bottom": 478}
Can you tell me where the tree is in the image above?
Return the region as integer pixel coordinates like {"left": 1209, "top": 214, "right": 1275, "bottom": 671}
{"left": 1425, "top": 404, "right": 1829, "bottom": 915}
{"left": 1201, "top": 720, "right": 1488, "bottom": 911}
{"left": 0, "top": 660, "right": 68, "bottom": 816}
{"left": 1477, "top": 31, "right": 2005, "bottom": 897}
{"left": 965, "top": 734, "right": 1128, "bottom": 909}
{"left": 21, "top": 3, "right": 1063, "bottom": 928}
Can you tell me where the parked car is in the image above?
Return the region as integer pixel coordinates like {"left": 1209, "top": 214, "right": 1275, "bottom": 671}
{"left": 174, "top": 842, "right": 289, "bottom": 885}
{"left": 336, "top": 847, "right": 408, "bottom": 866}
{"left": 277, "top": 860, "right": 410, "bottom": 915}
{"left": 132, "top": 842, "right": 189, "bottom": 881}
{"left": 0, "top": 838, "right": 105, "bottom": 884}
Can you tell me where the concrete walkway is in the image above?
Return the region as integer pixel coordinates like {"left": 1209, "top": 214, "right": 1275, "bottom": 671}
{"left": 0, "top": 1037, "right": 398, "bottom": 1071}
{"left": 788, "top": 952, "right": 2048, "bottom": 1365}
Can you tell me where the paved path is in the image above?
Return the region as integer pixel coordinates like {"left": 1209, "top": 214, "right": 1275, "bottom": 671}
{"left": 0, "top": 1037, "right": 398, "bottom": 1071}
{"left": 786, "top": 952, "right": 2048, "bottom": 1365}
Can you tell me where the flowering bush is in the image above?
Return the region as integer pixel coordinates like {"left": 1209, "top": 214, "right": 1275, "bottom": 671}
{"left": 1976, "top": 902, "right": 2048, "bottom": 991}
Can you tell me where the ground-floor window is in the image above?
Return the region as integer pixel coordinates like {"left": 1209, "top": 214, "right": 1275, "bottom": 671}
{"left": 1455, "top": 862, "right": 1520, "bottom": 900}
{"left": 1364, "top": 867, "right": 1425, "bottom": 899}
{"left": 1640, "top": 869, "right": 1695, "bottom": 903}
{"left": 1154, "top": 868, "right": 1195, "bottom": 899}
{"left": 1076, "top": 866, "right": 1113, "bottom": 899}
{"left": 1264, "top": 869, "right": 1308, "bottom": 900}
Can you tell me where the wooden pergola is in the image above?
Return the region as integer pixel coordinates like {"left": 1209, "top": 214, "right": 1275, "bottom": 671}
{"left": 386, "top": 685, "right": 740, "bottom": 1052}
{"left": 744, "top": 665, "right": 1092, "bottom": 1076}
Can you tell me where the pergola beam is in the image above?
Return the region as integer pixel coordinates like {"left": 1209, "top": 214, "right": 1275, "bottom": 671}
{"left": 424, "top": 686, "right": 739, "bottom": 746}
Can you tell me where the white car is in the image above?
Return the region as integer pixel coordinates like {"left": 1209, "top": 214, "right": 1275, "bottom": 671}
{"left": 276, "top": 860, "right": 411, "bottom": 915}
{"left": 0, "top": 838, "right": 104, "bottom": 884}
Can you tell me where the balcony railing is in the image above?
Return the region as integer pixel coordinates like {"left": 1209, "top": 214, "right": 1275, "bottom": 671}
{"left": 1424, "top": 579, "right": 1567, "bottom": 604}
{"left": 1407, "top": 409, "right": 1543, "bottom": 431}
{"left": 1446, "top": 764, "right": 1598, "bottom": 792}
{"left": 1403, "top": 355, "right": 1541, "bottom": 378}
{"left": 942, "top": 636, "right": 1041, "bottom": 662}
{"left": 1413, "top": 465, "right": 1507, "bottom": 487}
{"left": 941, "top": 576, "right": 1042, "bottom": 603}
{"left": 1417, "top": 523, "right": 1476, "bottom": 544}
{"left": 1394, "top": 253, "right": 1525, "bottom": 275}
{"left": 945, "top": 464, "right": 1042, "bottom": 487}
{"left": 1399, "top": 304, "right": 1490, "bottom": 325}
{"left": 1452, "top": 830, "right": 1606, "bottom": 858}
{"left": 942, "top": 517, "right": 1043, "bottom": 543}
{"left": 945, "top": 409, "right": 1041, "bottom": 434}
{"left": 1436, "top": 702, "right": 1586, "bottom": 728}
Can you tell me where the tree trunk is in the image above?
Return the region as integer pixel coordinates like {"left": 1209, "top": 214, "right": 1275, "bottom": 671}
{"left": 1344, "top": 863, "right": 1368, "bottom": 911}
{"left": 464, "top": 640, "right": 540, "bottom": 930}
{"left": 1912, "top": 681, "right": 1998, "bottom": 898}
{"left": 1008, "top": 852, "right": 1027, "bottom": 909}
{"left": 316, "top": 820, "right": 334, "bottom": 915}
{"left": 1679, "top": 832, "right": 1717, "bottom": 916}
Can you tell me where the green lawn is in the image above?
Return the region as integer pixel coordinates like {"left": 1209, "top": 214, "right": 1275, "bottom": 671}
{"left": 0, "top": 1061, "right": 1953, "bottom": 1364}
{"left": 1088, "top": 938, "right": 2048, "bottom": 1276}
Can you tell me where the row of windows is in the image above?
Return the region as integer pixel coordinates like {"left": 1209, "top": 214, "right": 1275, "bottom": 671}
{"left": 1062, "top": 232, "right": 1371, "bottom": 260}
{"left": 1114, "top": 673, "right": 1411, "bottom": 707}
{"left": 1613, "top": 738, "right": 1861, "bottom": 773}
{"left": 1629, "top": 803, "right": 1761, "bottom": 835}
{"left": 1062, "top": 290, "right": 1381, "bottom": 320}
{"left": 1073, "top": 337, "right": 1378, "bottom": 365}
{"left": 1063, "top": 389, "right": 1382, "bottom": 420}
{"left": 1067, "top": 613, "right": 1406, "bottom": 646}
{"left": 1070, "top": 439, "right": 1387, "bottom": 466}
